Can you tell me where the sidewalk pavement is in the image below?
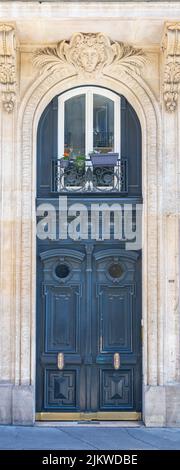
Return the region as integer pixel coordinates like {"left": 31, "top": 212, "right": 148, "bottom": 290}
{"left": 0, "top": 423, "right": 180, "bottom": 450}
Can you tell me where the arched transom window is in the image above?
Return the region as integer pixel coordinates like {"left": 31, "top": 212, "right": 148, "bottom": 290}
{"left": 58, "top": 86, "right": 120, "bottom": 159}
{"left": 37, "top": 85, "right": 141, "bottom": 196}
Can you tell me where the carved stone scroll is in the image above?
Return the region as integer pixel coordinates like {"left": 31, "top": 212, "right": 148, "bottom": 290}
{"left": 162, "top": 23, "right": 180, "bottom": 112}
{"left": 0, "top": 24, "right": 16, "bottom": 112}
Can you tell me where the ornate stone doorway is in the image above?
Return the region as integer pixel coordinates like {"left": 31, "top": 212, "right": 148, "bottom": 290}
{"left": 15, "top": 33, "right": 162, "bottom": 424}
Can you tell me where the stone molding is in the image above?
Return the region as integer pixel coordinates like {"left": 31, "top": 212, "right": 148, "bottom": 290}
{"left": 162, "top": 23, "right": 180, "bottom": 112}
{"left": 0, "top": 23, "right": 17, "bottom": 112}
{"left": 33, "top": 32, "right": 146, "bottom": 79}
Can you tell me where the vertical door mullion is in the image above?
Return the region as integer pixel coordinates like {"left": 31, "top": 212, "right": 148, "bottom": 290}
{"left": 58, "top": 95, "right": 64, "bottom": 158}
{"left": 58, "top": 96, "right": 65, "bottom": 190}
{"left": 85, "top": 89, "right": 93, "bottom": 190}
{"left": 86, "top": 89, "right": 93, "bottom": 160}
{"left": 114, "top": 96, "right": 120, "bottom": 153}
{"left": 114, "top": 96, "right": 121, "bottom": 190}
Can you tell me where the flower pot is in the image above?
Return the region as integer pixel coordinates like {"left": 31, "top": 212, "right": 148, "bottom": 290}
{"left": 90, "top": 152, "right": 119, "bottom": 166}
{"left": 60, "top": 158, "right": 70, "bottom": 169}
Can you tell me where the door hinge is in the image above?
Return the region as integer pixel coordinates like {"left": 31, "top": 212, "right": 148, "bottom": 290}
{"left": 41, "top": 283, "right": 45, "bottom": 296}
{"left": 141, "top": 319, "right": 143, "bottom": 342}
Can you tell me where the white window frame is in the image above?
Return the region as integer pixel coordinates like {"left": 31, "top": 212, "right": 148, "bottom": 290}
{"left": 58, "top": 86, "right": 121, "bottom": 159}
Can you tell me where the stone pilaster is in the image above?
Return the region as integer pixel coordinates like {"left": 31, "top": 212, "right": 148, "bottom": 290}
{"left": 0, "top": 86, "right": 15, "bottom": 422}
{"left": 158, "top": 22, "right": 180, "bottom": 427}
{"left": 0, "top": 23, "right": 17, "bottom": 424}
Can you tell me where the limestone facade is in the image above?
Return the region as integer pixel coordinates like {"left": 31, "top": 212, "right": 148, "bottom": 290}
{"left": 0, "top": 1, "right": 180, "bottom": 426}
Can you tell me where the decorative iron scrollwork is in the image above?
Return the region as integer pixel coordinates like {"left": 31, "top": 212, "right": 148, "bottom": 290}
{"left": 52, "top": 159, "right": 128, "bottom": 193}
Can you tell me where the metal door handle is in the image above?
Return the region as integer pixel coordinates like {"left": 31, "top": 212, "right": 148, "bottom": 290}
{"left": 113, "top": 352, "right": 120, "bottom": 370}
{"left": 57, "top": 352, "right": 64, "bottom": 370}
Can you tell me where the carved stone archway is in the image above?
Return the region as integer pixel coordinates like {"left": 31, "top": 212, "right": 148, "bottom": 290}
{"left": 14, "top": 33, "right": 162, "bottom": 425}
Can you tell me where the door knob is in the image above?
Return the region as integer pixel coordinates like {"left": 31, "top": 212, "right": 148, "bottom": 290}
{"left": 113, "top": 352, "right": 120, "bottom": 370}
{"left": 57, "top": 352, "right": 64, "bottom": 370}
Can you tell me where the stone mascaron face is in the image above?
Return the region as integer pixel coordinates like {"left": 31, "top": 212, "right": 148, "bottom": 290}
{"left": 71, "top": 34, "right": 107, "bottom": 73}
{"left": 78, "top": 46, "right": 100, "bottom": 73}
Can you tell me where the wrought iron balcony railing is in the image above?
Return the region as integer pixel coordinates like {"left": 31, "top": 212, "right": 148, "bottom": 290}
{"left": 51, "top": 158, "right": 128, "bottom": 193}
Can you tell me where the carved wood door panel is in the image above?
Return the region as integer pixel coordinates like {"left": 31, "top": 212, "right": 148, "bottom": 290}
{"left": 91, "top": 249, "right": 142, "bottom": 413}
{"left": 36, "top": 249, "right": 86, "bottom": 413}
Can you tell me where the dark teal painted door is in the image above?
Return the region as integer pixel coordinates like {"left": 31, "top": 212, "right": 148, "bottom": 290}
{"left": 36, "top": 245, "right": 141, "bottom": 413}
{"left": 36, "top": 91, "right": 142, "bottom": 415}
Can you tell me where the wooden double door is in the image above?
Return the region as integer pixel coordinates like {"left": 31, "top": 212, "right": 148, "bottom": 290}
{"left": 36, "top": 244, "right": 142, "bottom": 420}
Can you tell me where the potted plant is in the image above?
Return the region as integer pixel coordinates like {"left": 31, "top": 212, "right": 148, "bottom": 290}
{"left": 89, "top": 151, "right": 119, "bottom": 166}
{"left": 74, "top": 155, "right": 86, "bottom": 171}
